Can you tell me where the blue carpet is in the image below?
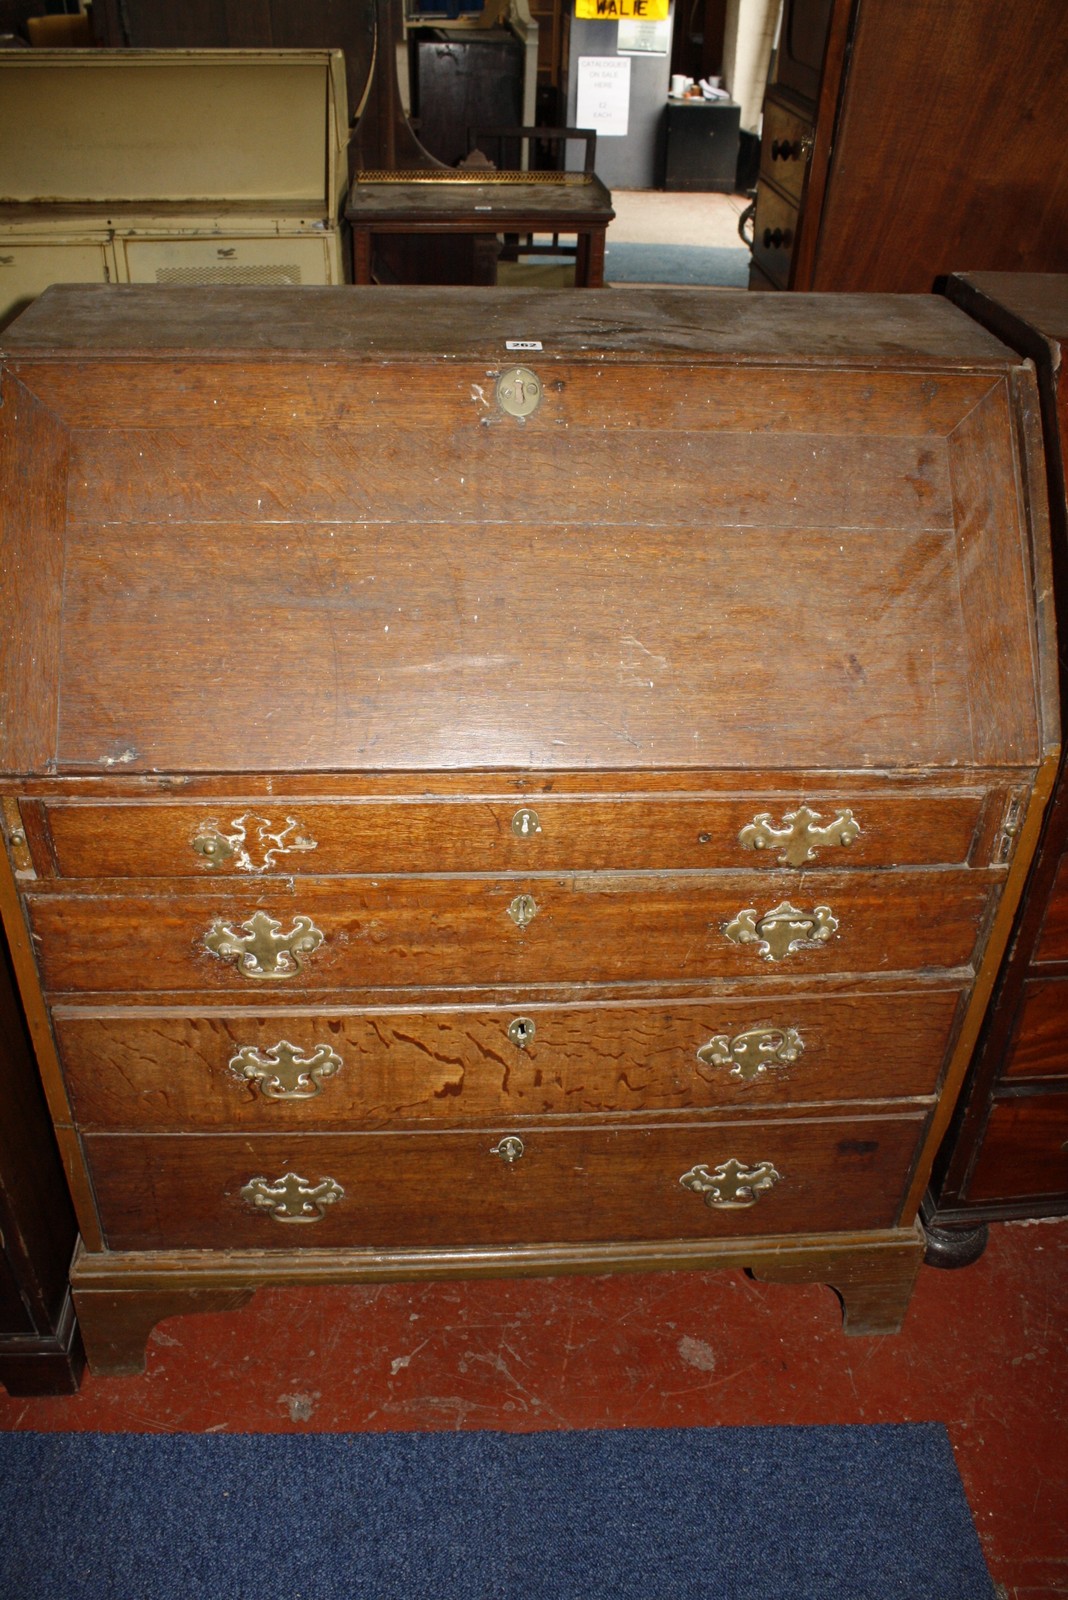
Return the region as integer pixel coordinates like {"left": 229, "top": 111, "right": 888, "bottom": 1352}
{"left": 0, "top": 1424, "right": 995, "bottom": 1600}
{"left": 603, "top": 241, "right": 750, "bottom": 286}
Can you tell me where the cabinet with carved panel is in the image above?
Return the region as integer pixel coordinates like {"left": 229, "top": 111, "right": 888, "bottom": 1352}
{"left": 0, "top": 284, "right": 1057, "bottom": 1372}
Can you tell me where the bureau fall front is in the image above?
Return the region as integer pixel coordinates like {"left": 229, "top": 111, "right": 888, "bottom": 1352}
{"left": 0, "top": 285, "right": 1057, "bottom": 1373}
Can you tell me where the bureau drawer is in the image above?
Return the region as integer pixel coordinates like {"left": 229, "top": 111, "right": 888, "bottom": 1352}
{"left": 84, "top": 1113, "right": 928, "bottom": 1251}
{"left": 1035, "top": 852, "right": 1068, "bottom": 964}
{"left": 53, "top": 987, "right": 959, "bottom": 1130}
{"left": 28, "top": 870, "right": 996, "bottom": 994}
{"left": 1003, "top": 977, "right": 1068, "bottom": 1083}
{"left": 759, "top": 99, "right": 813, "bottom": 206}
{"left": 964, "top": 1093, "right": 1068, "bottom": 1204}
{"left": 29, "top": 790, "right": 987, "bottom": 877}
{"left": 749, "top": 183, "right": 798, "bottom": 289}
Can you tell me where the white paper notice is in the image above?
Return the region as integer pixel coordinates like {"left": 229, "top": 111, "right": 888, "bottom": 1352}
{"left": 576, "top": 56, "right": 632, "bottom": 137}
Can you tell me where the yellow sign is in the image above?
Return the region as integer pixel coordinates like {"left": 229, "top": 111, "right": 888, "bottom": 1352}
{"left": 575, "top": 0, "right": 670, "bottom": 19}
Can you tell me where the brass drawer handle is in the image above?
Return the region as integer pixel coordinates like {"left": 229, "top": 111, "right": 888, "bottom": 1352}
{"left": 229, "top": 1041, "right": 342, "bottom": 1100}
{"left": 680, "top": 1158, "right": 780, "bottom": 1209}
{"left": 507, "top": 894, "right": 538, "bottom": 929}
{"left": 725, "top": 901, "right": 837, "bottom": 961}
{"left": 240, "top": 1171, "right": 344, "bottom": 1222}
{"left": 193, "top": 812, "right": 317, "bottom": 872}
{"left": 739, "top": 805, "right": 859, "bottom": 866}
{"left": 491, "top": 1135, "right": 526, "bottom": 1163}
{"left": 204, "top": 910, "right": 324, "bottom": 980}
{"left": 697, "top": 1025, "right": 804, "bottom": 1082}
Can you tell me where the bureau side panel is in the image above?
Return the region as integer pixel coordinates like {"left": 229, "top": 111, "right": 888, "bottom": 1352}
{"left": 0, "top": 376, "right": 66, "bottom": 775}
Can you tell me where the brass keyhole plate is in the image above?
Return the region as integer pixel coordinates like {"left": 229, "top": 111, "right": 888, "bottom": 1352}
{"left": 497, "top": 366, "right": 542, "bottom": 418}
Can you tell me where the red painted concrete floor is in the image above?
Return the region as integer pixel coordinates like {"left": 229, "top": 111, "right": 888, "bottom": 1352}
{"left": 2, "top": 1219, "right": 1065, "bottom": 1599}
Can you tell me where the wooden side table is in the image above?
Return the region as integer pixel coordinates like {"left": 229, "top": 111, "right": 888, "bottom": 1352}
{"left": 345, "top": 173, "right": 615, "bottom": 287}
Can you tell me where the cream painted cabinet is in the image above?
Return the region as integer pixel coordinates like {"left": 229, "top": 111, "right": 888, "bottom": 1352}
{"left": 0, "top": 49, "right": 348, "bottom": 327}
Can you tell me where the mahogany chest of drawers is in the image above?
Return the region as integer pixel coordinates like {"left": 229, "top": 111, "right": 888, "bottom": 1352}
{"left": 0, "top": 284, "right": 1057, "bottom": 1373}
{"left": 924, "top": 273, "right": 1068, "bottom": 1257}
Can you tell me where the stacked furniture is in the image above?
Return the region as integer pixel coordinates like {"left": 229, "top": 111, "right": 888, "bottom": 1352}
{"left": 0, "top": 48, "right": 349, "bottom": 329}
{"left": 0, "top": 283, "right": 1057, "bottom": 1374}
{"left": 747, "top": 0, "right": 1068, "bottom": 292}
{"left": 925, "top": 273, "right": 1068, "bottom": 1259}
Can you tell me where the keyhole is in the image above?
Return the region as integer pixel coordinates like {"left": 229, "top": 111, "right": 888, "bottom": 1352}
{"left": 508, "top": 1016, "right": 536, "bottom": 1049}
{"left": 511, "top": 807, "right": 542, "bottom": 837}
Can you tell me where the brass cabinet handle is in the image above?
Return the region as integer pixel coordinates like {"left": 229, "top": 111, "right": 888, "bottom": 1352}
{"left": 204, "top": 910, "right": 324, "bottom": 980}
{"left": 738, "top": 805, "right": 859, "bottom": 867}
{"left": 680, "top": 1158, "right": 781, "bottom": 1209}
{"left": 240, "top": 1172, "right": 344, "bottom": 1222}
{"left": 229, "top": 1041, "right": 342, "bottom": 1099}
{"left": 193, "top": 812, "right": 317, "bottom": 872}
{"left": 696, "top": 1025, "right": 804, "bottom": 1082}
{"left": 725, "top": 901, "right": 837, "bottom": 961}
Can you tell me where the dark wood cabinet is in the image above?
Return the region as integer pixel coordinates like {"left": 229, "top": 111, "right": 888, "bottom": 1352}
{"left": 925, "top": 273, "right": 1068, "bottom": 1261}
{"left": 749, "top": 0, "right": 1068, "bottom": 292}
{"left": 0, "top": 284, "right": 1057, "bottom": 1373}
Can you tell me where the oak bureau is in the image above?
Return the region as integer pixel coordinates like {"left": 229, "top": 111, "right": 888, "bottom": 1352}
{"left": 0, "top": 284, "right": 1057, "bottom": 1374}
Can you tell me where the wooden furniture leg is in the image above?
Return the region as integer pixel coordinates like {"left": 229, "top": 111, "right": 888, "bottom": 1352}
{"left": 72, "top": 1286, "right": 256, "bottom": 1377}
{"left": 750, "top": 1230, "right": 924, "bottom": 1335}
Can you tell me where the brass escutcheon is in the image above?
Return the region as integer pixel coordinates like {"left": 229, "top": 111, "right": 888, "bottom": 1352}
{"left": 203, "top": 910, "right": 324, "bottom": 980}
{"left": 507, "top": 1017, "right": 537, "bottom": 1049}
{"left": 724, "top": 901, "right": 837, "bottom": 961}
{"left": 497, "top": 365, "right": 542, "bottom": 418}
{"left": 696, "top": 1025, "right": 804, "bottom": 1083}
{"left": 507, "top": 894, "right": 538, "bottom": 929}
{"left": 738, "top": 805, "right": 860, "bottom": 867}
{"left": 240, "top": 1171, "right": 344, "bottom": 1222}
{"left": 511, "top": 807, "right": 542, "bottom": 837}
{"left": 491, "top": 1135, "right": 526, "bottom": 1163}
{"left": 229, "top": 1041, "right": 343, "bottom": 1100}
{"left": 679, "top": 1158, "right": 781, "bottom": 1209}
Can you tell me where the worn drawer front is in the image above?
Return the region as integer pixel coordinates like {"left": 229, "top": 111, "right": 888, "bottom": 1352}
{"left": 965, "top": 1095, "right": 1068, "bottom": 1203}
{"left": 27, "top": 870, "right": 995, "bottom": 995}
{"left": 1035, "top": 854, "right": 1068, "bottom": 964}
{"left": 54, "top": 987, "right": 959, "bottom": 1130}
{"left": 84, "top": 1114, "right": 927, "bottom": 1251}
{"left": 34, "top": 792, "right": 988, "bottom": 878}
{"left": 119, "top": 234, "right": 337, "bottom": 289}
{"left": 750, "top": 184, "right": 798, "bottom": 288}
{"left": 1003, "top": 977, "right": 1068, "bottom": 1083}
{"left": 759, "top": 99, "right": 813, "bottom": 206}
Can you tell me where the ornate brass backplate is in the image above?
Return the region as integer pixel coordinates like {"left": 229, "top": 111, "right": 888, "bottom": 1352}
{"left": 738, "top": 805, "right": 860, "bottom": 867}
{"left": 193, "top": 812, "right": 318, "bottom": 872}
{"left": 240, "top": 1172, "right": 344, "bottom": 1222}
{"left": 696, "top": 1025, "right": 804, "bottom": 1082}
{"left": 725, "top": 901, "right": 837, "bottom": 961}
{"left": 507, "top": 894, "right": 539, "bottom": 929}
{"left": 229, "top": 1041, "right": 343, "bottom": 1100}
{"left": 679, "top": 1158, "right": 781, "bottom": 1209}
{"left": 203, "top": 910, "right": 324, "bottom": 980}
